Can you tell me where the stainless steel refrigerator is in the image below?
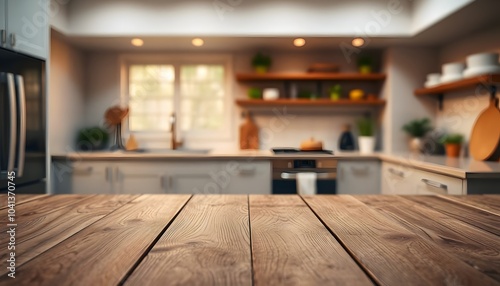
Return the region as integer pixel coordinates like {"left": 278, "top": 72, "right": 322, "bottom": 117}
{"left": 0, "top": 48, "right": 46, "bottom": 194}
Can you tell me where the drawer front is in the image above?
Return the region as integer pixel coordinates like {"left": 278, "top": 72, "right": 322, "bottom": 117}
{"left": 413, "top": 168, "right": 464, "bottom": 195}
{"left": 226, "top": 161, "right": 271, "bottom": 194}
{"left": 338, "top": 161, "right": 380, "bottom": 194}
{"left": 381, "top": 162, "right": 415, "bottom": 195}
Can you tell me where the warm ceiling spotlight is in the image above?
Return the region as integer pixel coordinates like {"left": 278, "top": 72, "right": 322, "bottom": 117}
{"left": 192, "top": 38, "right": 204, "bottom": 47}
{"left": 351, "top": 37, "right": 365, "bottom": 47}
{"left": 293, "top": 38, "right": 306, "bottom": 47}
{"left": 131, "top": 38, "right": 144, "bottom": 47}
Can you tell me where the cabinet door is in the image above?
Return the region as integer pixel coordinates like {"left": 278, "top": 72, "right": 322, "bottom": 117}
{"left": 72, "top": 163, "right": 113, "bottom": 194}
{"left": 413, "top": 168, "right": 464, "bottom": 195}
{"left": 6, "top": 0, "right": 48, "bottom": 59}
{"left": 381, "top": 162, "right": 415, "bottom": 195}
{"left": 225, "top": 161, "right": 271, "bottom": 194}
{"left": 115, "top": 163, "right": 165, "bottom": 194}
{"left": 168, "top": 162, "right": 221, "bottom": 194}
{"left": 337, "top": 161, "right": 380, "bottom": 194}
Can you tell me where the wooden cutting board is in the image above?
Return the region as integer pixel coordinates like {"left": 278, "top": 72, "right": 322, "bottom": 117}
{"left": 240, "top": 112, "right": 259, "bottom": 150}
{"left": 469, "top": 97, "right": 500, "bottom": 161}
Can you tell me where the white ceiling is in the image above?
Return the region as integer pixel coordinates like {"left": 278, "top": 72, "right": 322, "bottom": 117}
{"left": 54, "top": 0, "right": 500, "bottom": 52}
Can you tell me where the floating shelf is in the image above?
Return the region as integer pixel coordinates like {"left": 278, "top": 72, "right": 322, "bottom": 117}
{"left": 236, "top": 73, "right": 386, "bottom": 81}
{"left": 236, "top": 99, "right": 386, "bottom": 107}
{"left": 414, "top": 74, "right": 500, "bottom": 96}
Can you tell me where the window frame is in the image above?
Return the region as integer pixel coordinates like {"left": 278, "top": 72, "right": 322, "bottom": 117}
{"left": 120, "top": 54, "right": 233, "bottom": 146}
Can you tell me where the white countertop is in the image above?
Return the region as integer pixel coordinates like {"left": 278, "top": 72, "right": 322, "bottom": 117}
{"left": 52, "top": 150, "right": 500, "bottom": 179}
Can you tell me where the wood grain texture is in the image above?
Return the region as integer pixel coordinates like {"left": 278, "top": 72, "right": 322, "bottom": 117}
{"left": 303, "top": 195, "right": 498, "bottom": 286}
{"left": 236, "top": 73, "right": 386, "bottom": 81}
{"left": 357, "top": 195, "right": 500, "bottom": 282}
{"left": 414, "top": 73, "right": 500, "bottom": 95}
{"left": 0, "top": 195, "right": 138, "bottom": 275}
{"left": 250, "top": 195, "right": 373, "bottom": 286}
{"left": 407, "top": 195, "right": 500, "bottom": 236}
{"left": 438, "top": 195, "right": 500, "bottom": 216}
{"left": 125, "top": 195, "right": 252, "bottom": 286}
{"left": 0, "top": 194, "right": 48, "bottom": 209}
{"left": 0, "top": 195, "right": 190, "bottom": 286}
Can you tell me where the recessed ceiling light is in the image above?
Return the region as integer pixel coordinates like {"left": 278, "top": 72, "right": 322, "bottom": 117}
{"left": 192, "top": 38, "right": 204, "bottom": 47}
{"left": 131, "top": 38, "right": 144, "bottom": 47}
{"left": 294, "top": 38, "right": 306, "bottom": 47}
{"left": 352, "top": 37, "right": 365, "bottom": 47}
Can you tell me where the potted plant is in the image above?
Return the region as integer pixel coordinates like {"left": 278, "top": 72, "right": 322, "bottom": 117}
{"left": 440, "top": 133, "right": 464, "bottom": 158}
{"left": 357, "top": 117, "right": 376, "bottom": 154}
{"left": 402, "top": 118, "right": 433, "bottom": 153}
{"left": 247, "top": 87, "right": 262, "bottom": 99}
{"left": 76, "top": 127, "right": 109, "bottom": 151}
{"left": 357, "top": 56, "right": 373, "bottom": 74}
{"left": 329, "top": 84, "right": 342, "bottom": 101}
{"left": 252, "top": 52, "right": 272, "bottom": 74}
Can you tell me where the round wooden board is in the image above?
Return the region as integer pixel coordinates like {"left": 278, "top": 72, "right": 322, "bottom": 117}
{"left": 469, "top": 98, "right": 500, "bottom": 161}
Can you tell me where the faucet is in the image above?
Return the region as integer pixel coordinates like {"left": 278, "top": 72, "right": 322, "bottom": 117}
{"left": 170, "top": 112, "right": 183, "bottom": 150}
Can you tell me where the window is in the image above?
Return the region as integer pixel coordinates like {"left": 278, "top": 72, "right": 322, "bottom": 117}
{"left": 122, "top": 55, "right": 232, "bottom": 144}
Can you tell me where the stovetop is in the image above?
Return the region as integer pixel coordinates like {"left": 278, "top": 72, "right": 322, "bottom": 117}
{"left": 271, "top": 148, "right": 334, "bottom": 155}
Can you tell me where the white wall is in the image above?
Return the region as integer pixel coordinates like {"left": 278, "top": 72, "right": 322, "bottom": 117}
{"left": 411, "top": 0, "right": 473, "bottom": 34}
{"left": 66, "top": 0, "right": 412, "bottom": 36}
{"left": 436, "top": 24, "right": 500, "bottom": 144}
{"left": 49, "top": 31, "right": 86, "bottom": 154}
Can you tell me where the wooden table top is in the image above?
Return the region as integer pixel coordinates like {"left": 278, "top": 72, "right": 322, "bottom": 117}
{"left": 1, "top": 194, "right": 500, "bottom": 286}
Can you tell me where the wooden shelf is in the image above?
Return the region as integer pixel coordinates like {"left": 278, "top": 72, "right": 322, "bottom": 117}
{"left": 236, "top": 99, "right": 386, "bottom": 107}
{"left": 414, "top": 74, "right": 500, "bottom": 96}
{"left": 236, "top": 73, "right": 386, "bottom": 81}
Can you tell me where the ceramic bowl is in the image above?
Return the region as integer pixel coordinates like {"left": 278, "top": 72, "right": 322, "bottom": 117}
{"left": 466, "top": 52, "right": 499, "bottom": 68}
{"left": 442, "top": 62, "right": 465, "bottom": 76}
{"left": 263, "top": 88, "right": 279, "bottom": 100}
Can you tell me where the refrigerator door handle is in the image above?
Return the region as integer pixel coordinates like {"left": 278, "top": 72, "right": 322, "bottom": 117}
{"left": 16, "top": 75, "right": 26, "bottom": 177}
{"left": 6, "top": 73, "right": 17, "bottom": 174}
{"left": 0, "top": 30, "right": 6, "bottom": 46}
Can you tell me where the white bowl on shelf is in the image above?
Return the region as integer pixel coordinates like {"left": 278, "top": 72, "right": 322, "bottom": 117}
{"left": 440, "top": 74, "right": 463, "bottom": 83}
{"left": 263, "top": 88, "right": 279, "bottom": 100}
{"left": 466, "top": 52, "right": 499, "bottom": 68}
{"left": 442, "top": 62, "right": 465, "bottom": 77}
{"left": 463, "top": 65, "right": 500, "bottom": 77}
{"left": 424, "top": 73, "right": 441, "bottom": 87}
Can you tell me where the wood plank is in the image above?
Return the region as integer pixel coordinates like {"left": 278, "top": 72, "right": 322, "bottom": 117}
{"left": 357, "top": 195, "right": 500, "bottom": 282}
{"left": 236, "top": 72, "right": 386, "bottom": 81}
{"left": 0, "top": 194, "right": 138, "bottom": 275}
{"left": 250, "top": 195, "right": 373, "bottom": 285}
{"left": 0, "top": 194, "right": 48, "bottom": 209}
{"left": 235, "top": 99, "right": 386, "bottom": 108}
{"left": 414, "top": 74, "right": 500, "bottom": 96}
{"left": 125, "top": 195, "right": 252, "bottom": 286}
{"left": 438, "top": 195, "right": 500, "bottom": 216}
{"left": 406, "top": 195, "right": 500, "bottom": 236}
{"left": 0, "top": 195, "right": 190, "bottom": 285}
{"left": 303, "top": 195, "right": 498, "bottom": 286}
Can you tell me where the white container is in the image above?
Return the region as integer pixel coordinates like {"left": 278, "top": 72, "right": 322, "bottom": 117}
{"left": 358, "top": 136, "right": 375, "bottom": 154}
{"left": 442, "top": 62, "right": 465, "bottom": 76}
{"left": 466, "top": 52, "right": 499, "bottom": 68}
{"left": 425, "top": 73, "right": 441, "bottom": 87}
{"left": 263, "top": 88, "right": 279, "bottom": 100}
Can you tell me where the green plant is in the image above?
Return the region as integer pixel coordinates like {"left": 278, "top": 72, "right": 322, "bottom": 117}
{"left": 252, "top": 52, "right": 272, "bottom": 67}
{"left": 247, "top": 87, "right": 261, "bottom": 99}
{"left": 357, "top": 117, "right": 375, "bottom": 137}
{"left": 357, "top": 56, "right": 373, "bottom": 67}
{"left": 440, "top": 133, "right": 464, "bottom": 145}
{"left": 76, "top": 127, "right": 109, "bottom": 151}
{"left": 402, "top": 118, "right": 433, "bottom": 137}
{"left": 329, "top": 84, "right": 342, "bottom": 93}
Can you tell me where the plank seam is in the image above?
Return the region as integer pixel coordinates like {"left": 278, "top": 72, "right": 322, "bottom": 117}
{"left": 437, "top": 195, "right": 500, "bottom": 217}
{"left": 0, "top": 194, "right": 49, "bottom": 210}
{"left": 299, "top": 195, "right": 381, "bottom": 286}
{"left": 117, "top": 195, "right": 194, "bottom": 286}
{"left": 247, "top": 195, "right": 255, "bottom": 286}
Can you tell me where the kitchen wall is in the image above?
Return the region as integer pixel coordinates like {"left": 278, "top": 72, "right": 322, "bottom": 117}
{"left": 49, "top": 31, "right": 86, "bottom": 154}
{"left": 436, "top": 24, "right": 500, "bottom": 143}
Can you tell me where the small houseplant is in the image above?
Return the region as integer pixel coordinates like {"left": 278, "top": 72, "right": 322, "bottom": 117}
{"left": 357, "top": 56, "right": 373, "bottom": 74}
{"left": 402, "top": 118, "right": 433, "bottom": 153}
{"left": 357, "top": 117, "right": 376, "bottom": 154}
{"left": 440, "top": 133, "right": 464, "bottom": 158}
{"left": 76, "top": 127, "right": 109, "bottom": 151}
{"left": 252, "top": 52, "right": 272, "bottom": 74}
{"left": 329, "top": 84, "right": 342, "bottom": 101}
{"left": 247, "top": 87, "right": 262, "bottom": 99}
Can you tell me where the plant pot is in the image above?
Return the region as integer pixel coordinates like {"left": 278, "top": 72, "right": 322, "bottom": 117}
{"left": 409, "top": 137, "right": 422, "bottom": 153}
{"left": 359, "top": 65, "right": 372, "bottom": 74}
{"left": 358, "top": 136, "right": 375, "bottom": 154}
{"left": 254, "top": 66, "right": 269, "bottom": 74}
{"left": 445, "top": 143, "right": 461, "bottom": 158}
{"left": 330, "top": 92, "right": 341, "bottom": 101}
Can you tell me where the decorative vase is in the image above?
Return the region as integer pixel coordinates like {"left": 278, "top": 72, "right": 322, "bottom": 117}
{"left": 254, "top": 66, "right": 269, "bottom": 74}
{"left": 409, "top": 137, "right": 422, "bottom": 153}
{"left": 358, "top": 136, "right": 375, "bottom": 154}
{"left": 445, "top": 143, "right": 461, "bottom": 158}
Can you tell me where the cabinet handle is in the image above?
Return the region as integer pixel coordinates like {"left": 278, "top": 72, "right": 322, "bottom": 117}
{"left": 105, "top": 167, "right": 112, "bottom": 182}
{"left": 160, "top": 175, "right": 169, "bottom": 190}
{"left": 351, "top": 166, "right": 369, "bottom": 173}
{"left": 0, "top": 30, "right": 6, "bottom": 46}
{"left": 388, "top": 167, "right": 404, "bottom": 177}
{"left": 421, "top": 179, "right": 448, "bottom": 192}
{"left": 10, "top": 33, "right": 16, "bottom": 47}
{"left": 238, "top": 166, "right": 256, "bottom": 175}
{"left": 72, "top": 166, "right": 93, "bottom": 175}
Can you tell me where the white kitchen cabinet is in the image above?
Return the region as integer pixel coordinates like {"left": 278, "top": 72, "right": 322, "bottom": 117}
{"left": 381, "top": 162, "right": 415, "bottom": 195}
{"left": 168, "top": 162, "right": 218, "bottom": 194}
{"left": 53, "top": 161, "right": 113, "bottom": 194}
{"left": 115, "top": 163, "right": 166, "bottom": 194}
{"left": 337, "top": 160, "right": 380, "bottom": 194}
{"left": 226, "top": 161, "right": 271, "bottom": 194}
{"left": 1, "top": 0, "right": 48, "bottom": 59}
{"left": 413, "top": 168, "right": 464, "bottom": 195}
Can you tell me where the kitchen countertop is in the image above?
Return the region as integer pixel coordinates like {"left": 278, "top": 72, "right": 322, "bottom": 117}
{"left": 52, "top": 150, "right": 500, "bottom": 179}
{"left": 2, "top": 194, "right": 499, "bottom": 285}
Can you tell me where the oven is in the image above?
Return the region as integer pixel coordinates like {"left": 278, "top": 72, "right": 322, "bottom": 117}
{"left": 272, "top": 159, "right": 337, "bottom": 194}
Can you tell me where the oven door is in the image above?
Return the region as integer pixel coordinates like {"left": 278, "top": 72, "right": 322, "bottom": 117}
{"left": 272, "top": 171, "right": 337, "bottom": 194}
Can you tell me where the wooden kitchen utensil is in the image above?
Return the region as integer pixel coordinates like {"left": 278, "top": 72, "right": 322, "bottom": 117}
{"left": 300, "top": 137, "right": 324, "bottom": 151}
{"left": 469, "top": 97, "right": 500, "bottom": 161}
{"left": 240, "top": 112, "right": 259, "bottom": 149}
{"left": 105, "top": 106, "right": 129, "bottom": 126}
